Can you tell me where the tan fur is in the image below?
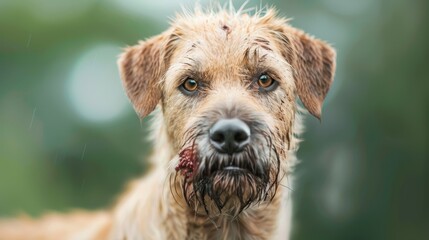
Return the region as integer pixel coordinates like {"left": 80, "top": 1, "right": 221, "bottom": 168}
{"left": 0, "top": 6, "right": 335, "bottom": 240}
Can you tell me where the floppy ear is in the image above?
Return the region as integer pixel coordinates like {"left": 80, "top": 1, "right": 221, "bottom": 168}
{"left": 281, "top": 27, "right": 336, "bottom": 119}
{"left": 118, "top": 33, "right": 170, "bottom": 118}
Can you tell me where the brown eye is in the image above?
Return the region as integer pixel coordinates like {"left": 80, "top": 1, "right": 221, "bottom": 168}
{"left": 180, "top": 78, "right": 198, "bottom": 94}
{"left": 258, "top": 74, "right": 274, "bottom": 89}
{"left": 179, "top": 78, "right": 199, "bottom": 96}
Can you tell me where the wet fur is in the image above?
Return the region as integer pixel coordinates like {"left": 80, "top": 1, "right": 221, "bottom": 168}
{"left": 0, "top": 4, "right": 335, "bottom": 240}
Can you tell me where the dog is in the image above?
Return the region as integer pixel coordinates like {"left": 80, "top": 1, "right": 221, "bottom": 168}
{"left": 0, "top": 5, "right": 335, "bottom": 240}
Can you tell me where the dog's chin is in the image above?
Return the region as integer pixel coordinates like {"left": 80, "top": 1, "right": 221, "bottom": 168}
{"left": 206, "top": 167, "right": 260, "bottom": 195}
{"left": 213, "top": 172, "right": 265, "bottom": 200}
{"left": 186, "top": 164, "right": 275, "bottom": 216}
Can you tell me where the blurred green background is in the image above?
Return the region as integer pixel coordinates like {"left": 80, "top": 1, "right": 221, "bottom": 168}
{"left": 0, "top": 0, "right": 427, "bottom": 239}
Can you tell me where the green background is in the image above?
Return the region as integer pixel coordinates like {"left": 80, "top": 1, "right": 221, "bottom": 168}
{"left": 0, "top": 0, "right": 427, "bottom": 239}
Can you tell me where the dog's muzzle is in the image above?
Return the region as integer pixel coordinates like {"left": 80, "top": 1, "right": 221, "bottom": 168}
{"left": 174, "top": 106, "right": 282, "bottom": 215}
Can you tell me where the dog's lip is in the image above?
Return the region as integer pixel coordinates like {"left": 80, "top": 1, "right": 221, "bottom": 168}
{"left": 223, "top": 166, "right": 246, "bottom": 171}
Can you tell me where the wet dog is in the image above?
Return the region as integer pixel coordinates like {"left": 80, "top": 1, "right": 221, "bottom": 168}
{"left": 0, "top": 6, "right": 335, "bottom": 240}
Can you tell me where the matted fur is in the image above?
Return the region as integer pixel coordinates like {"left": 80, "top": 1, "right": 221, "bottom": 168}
{"left": 0, "top": 4, "right": 335, "bottom": 240}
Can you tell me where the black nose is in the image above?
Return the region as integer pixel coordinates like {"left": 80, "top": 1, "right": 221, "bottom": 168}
{"left": 209, "top": 118, "right": 251, "bottom": 154}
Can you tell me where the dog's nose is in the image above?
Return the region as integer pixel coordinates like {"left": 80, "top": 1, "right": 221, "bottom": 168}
{"left": 209, "top": 118, "right": 250, "bottom": 154}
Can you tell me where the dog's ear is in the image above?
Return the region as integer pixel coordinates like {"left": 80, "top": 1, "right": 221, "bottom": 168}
{"left": 118, "top": 33, "right": 172, "bottom": 118}
{"left": 278, "top": 27, "right": 336, "bottom": 119}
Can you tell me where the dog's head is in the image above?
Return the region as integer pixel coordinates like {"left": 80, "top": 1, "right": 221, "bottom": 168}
{"left": 118, "top": 8, "right": 335, "bottom": 216}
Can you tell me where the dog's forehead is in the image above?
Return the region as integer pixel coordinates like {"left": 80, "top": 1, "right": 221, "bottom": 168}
{"left": 169, "top": 12, "right": 286, "bottom": 68}
{"left": 160, "top": 12, "right": 295, "bottom": 90}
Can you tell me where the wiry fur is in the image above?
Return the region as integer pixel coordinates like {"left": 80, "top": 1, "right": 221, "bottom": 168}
{"left": 0, "top": 4, "right": 335, "bottom": 240}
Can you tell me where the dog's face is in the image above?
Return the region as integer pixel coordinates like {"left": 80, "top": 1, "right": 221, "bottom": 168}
{"left": 118, "top": 9, "right": 335, "bottom": 216}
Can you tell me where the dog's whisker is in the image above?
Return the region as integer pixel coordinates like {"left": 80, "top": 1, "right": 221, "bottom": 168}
{"left": 279, "top": 183, "right": 294, "bottom": 192}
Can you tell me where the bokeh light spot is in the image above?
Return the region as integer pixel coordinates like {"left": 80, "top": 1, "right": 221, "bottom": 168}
{"left": 68, "top": 44, "right": 129, "bottom": 123}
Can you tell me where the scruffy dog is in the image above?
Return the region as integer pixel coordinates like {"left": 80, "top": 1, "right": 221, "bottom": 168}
{"left": 0, "top": 6, "right": 335, "bottom": 240}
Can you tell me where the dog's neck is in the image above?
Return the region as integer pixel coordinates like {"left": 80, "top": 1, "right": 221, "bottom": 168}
{"left": 184, "top": 194, "right": 285, "bottom": 240}
{"left": 158, "top": 174, "right": 286, "bottom": 240}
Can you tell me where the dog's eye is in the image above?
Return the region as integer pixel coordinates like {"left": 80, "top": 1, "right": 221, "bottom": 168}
{"left": 257, "top": 74, "right": 276, "bottom": 90}
{"left": 180, "top": 78, "right": 199, "bottom": 94}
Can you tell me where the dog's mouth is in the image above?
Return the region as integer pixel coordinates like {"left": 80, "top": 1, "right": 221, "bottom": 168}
{"left": 223, "top": 166, "right": 246, "bottom": 171}
{"left": 176, "top": 147, "right": 266, "bottom": 179}
{"left": 204, "top": 156, "right": 261, "bottom": 178}
{"left": 175, "top": 145, "right": 263, "bottom": 178}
